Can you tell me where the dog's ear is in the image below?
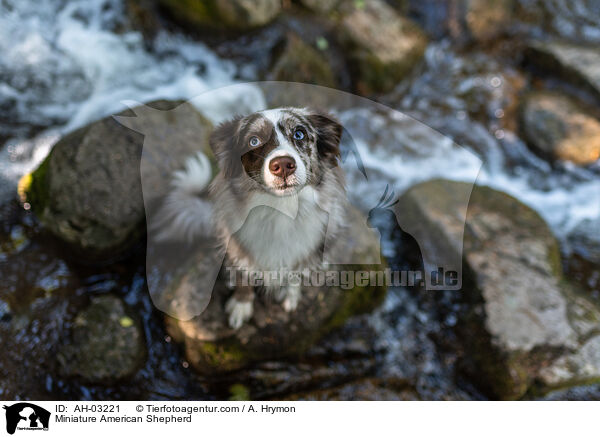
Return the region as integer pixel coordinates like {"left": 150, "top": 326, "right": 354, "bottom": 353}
{"left": 307, "top": 110, "right": 342, "bottom": 166}
{"left": 209, "top": 116, "right": 244, "bottom": 178}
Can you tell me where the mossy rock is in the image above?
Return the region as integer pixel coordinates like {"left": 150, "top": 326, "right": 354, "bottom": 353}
{"left": 336, "top": 0, "right": 427, "bottom": 93}
{"left": 519, "top": 91, "right": 600, "bottom": 166}
{"left": 463, "top": 0, "right": 514, "bottom": 43}
{"left": 165, "top": 206, "right": 387, "bottom": 374}
{"left": 57, "top": 295, "right": 146, "bottom": 383}
{"left": 158, "top": 0, "right": 281, "bottom": 31}
{"left": 525, "top": 41, "right": 600, "bottom": 103}
{"left": 398, "top": 179, "right": 600, "bottom": 399}
{"left": 566, "top": 218, "right": 600, "bottom": 295}
{"left": 269, "top": 33, "right": 337, "bottom": 88}
{"left": 283, "top": 378, "right": 421, "bottom": 400}
{"left": 19, "top": 100, "right": 214, "bottom": 261}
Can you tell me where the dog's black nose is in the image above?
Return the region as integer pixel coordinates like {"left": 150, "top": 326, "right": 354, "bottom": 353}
{"left": 269, "top": 156, "right": 296, "bottom": 178}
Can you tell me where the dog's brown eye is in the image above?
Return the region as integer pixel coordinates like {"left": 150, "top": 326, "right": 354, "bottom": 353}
{"left": 249, "top": 136, "right": 261, "bottom": 147}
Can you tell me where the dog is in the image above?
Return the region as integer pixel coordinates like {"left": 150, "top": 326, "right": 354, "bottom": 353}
{"left": 153, "top": 108, "right": 349, "bottom": 329}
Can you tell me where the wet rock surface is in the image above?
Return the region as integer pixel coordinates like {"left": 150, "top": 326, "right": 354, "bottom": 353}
{"left": 57, "top": 295, "right": 146, "bottom": 383}
{"left": 298, "top": 0, "right": 341, "bottom": 14}
{"left": 221, "top": 318, "right": 380, "bottom": 399}
{"left": 398, "top": 180, "right": 600, "bottom": 399}
{"left": 516, "top": 1, "right": 600, "bottom": 45}
{"left": 337, "top": 0, "right": 427, "bottom": 93}
{"left": 158, "top": 0, "right": 281, "bottom": 31}
{"left": 520, "top": 91, "right": 600, "bottom": 165}
{"left": 165, "top": 207, "right": 387, "bottom": 374}
{"left": 284, "top": 378, "right": 420, "bottom": 400}
{"left": 525, "top": 41, "right": 600, "bottom": 102}
{"left": 20, "top": 100, "right": 213, "bottom": 260}
{"left": 567, "top": 218, "right": 600, "bottom": 297}
{"left": 462, "top": 0, "right": 514, "bottom": 43}
{"left": 568, "top": 218, "right": 600, "bottom": 267}
{"left": 269, "top": 33, "right": 337, "bottom": 88}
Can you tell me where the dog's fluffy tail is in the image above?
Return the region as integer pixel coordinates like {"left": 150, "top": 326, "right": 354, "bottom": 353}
{"left": 150, "top": 151, "right": 214, "bottom": 242}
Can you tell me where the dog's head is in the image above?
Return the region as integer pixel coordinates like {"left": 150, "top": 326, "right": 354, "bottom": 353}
{"left": 210, "top": 108, "right": 342, "bottom": 196}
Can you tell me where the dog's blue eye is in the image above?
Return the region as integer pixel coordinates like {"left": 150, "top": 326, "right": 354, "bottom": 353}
{"left": 293, "top": 130, "right": 304, "bottom": 140}
{"left": 249, "top": 136, "right": 261, "bottom": 147}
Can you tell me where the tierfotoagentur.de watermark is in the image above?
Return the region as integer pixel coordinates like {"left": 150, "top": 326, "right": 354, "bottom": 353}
{"left": 225, "top": 267, "right": 460, "bottom": 289}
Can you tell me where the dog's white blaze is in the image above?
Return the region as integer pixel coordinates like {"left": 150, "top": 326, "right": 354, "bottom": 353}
{"left": 260, "top": 109, "right": 308, "bottom": 190}
{"left": 236, "top": 186, "right": 327, "bottom": 269}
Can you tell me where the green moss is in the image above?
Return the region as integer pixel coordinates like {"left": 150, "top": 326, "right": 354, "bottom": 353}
{"left": 19, "top": 153, "right": 51, "bottom": 214}
{"left": 193, "top": 341, "right": 248, "bottom": 372}
{"left": 229, "top": 383, "right": 251, "bottom": 401}
{"left": 462, "top": 311, "right": 531, "bottom": 399}
{"left": 119, "top": 316, "right": 134, "bottom": 328}
{"left": 316, "top": 36, "right": 329, "bottom": 51}
{"left": 325, "top": 265, "right": 387, "bottom": 329}
{"left": 158, "top": 0, "right": 277, "bottom": 30}
{"left": 158, "top": 0, "right": 219, "bottom": 28}
{"left": 547, "top": 238, "right": 564, "bottom": 279}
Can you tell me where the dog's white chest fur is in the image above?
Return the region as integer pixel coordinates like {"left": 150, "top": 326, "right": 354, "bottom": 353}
{"left": 234, "top": 187, "right": 328, "bottom": 269}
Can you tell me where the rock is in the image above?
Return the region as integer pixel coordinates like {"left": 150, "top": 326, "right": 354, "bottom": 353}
{"left": 228, "top": 383, "right": 251, "bottom": 400}
{"left": 284, "top": 378, "right": 420, "bottom": 400}
{"left": 397, "top": 180, "right": 600, "bottom": 399}
{"left": 462, "top": 0, "right": 513, "bottom": 43}
{"left": 538, "top": 333, "right": 600, "bottom": 389}
{"left": 525, "top": 41, "right": 600, "bottom": 102}
{"left": 158, "top": 0, "right": 281, "bottom": 31}
{"left": 567, "top": 218, "right": 600, "bottom": 295}
{"left": 165, "top": 207, "right": 387, "bottom": 374}
{"left": 336, "top": 0, "right": 427, "bottom": 93}
{"left": 520, "top": 92, "right": 600, "bottom": 165}
{"left": 516, "top": 1, "right": 600, "bottom": 46}
{"left": 537, "top": 383, "right": 600, "bottom": 400}
{"left": 125, "top": 0, "right": 162, "bottom": 40}
{"left": 222, "top": 318, "right": 378, "bottom": 399}
{"left": 20, "top": 100, "right": 213, "bottom": 260}
{"left": 569, "top": 218, "right": 600, "bottom": 266}
{"left": 269, "top": 33, "right": 337, "bottom": 88}
{"left": 237, "top": 356, "right": 376, "bottom": 400}
{"left": 400, "top": 0, "right": 512, "bottom": 42}
{"left": 57, "top": 295, "right": 146, "bottom": 383}
{"left": 298, "top": 0, "right": 341, "bottom": 14}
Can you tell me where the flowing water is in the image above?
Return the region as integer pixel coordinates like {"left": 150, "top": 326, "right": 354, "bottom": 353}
{"left": 0, "top": 0, "right": 599, "bottom": 400}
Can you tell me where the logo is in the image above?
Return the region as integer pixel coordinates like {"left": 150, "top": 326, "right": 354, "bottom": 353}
{"left": 3, "top": 403, "right": 50, "bottom": 434}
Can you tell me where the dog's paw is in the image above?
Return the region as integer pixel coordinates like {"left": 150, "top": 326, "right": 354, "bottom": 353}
{"left": 282, "top": 285, "right": 301, "bottom": 312}
{"left": 225, "top": 297, "right": 253, "bottom": 329}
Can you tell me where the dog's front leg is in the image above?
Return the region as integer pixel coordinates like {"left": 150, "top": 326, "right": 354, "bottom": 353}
{"left": 282, "top": 282, "right": 301, "bottom": 312}
{"left": 225, "top": 284, "right": 254, "bottom": 329}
